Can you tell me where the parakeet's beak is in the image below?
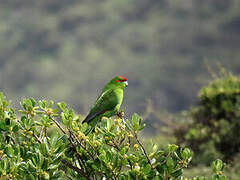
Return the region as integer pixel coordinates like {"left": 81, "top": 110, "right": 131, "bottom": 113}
{"left": 124, "top": 81, "right": 128, "bottom": 87}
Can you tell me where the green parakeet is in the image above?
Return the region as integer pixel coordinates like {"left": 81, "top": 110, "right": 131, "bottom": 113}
{"left": 82, "top": 76, "right": 128, "bottom": 134}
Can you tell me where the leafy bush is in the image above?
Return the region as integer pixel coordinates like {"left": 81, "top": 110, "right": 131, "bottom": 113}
{"left": 0, "top": 92, "right": 227, "bottom": 179}
{"left": 175, "top": 74, "right": 240, "bottom": 164}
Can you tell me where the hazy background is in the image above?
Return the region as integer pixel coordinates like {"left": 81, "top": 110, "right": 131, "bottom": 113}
{"left": 1, "top": 0, "right": 240, "bottom": 130}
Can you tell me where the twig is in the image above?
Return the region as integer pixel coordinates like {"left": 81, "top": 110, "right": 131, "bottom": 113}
{"left": 69, "top": 129, "right": 95, "bottom": 160}
{"left": 49, "top": 115, "right": 91, "bottom": 177}
{"left": 112, "top": 141, "right": 120, "bottom": 151}
{"left": 24, "top": 114, "right": 41, "bottom": 144}
{"left": 7, "top": 134, "right": 16, "bottom": 144}
{"left": 117, "top": 116, "right": 134, "bottom": 170}
{"left": 39, "top": 126, "right": 44, "bottom": 139}
{"left": 68, "top": 132, "right": 89, "bottom": 174}
{"left": 48, "top": 115, "right": 66, "bottom": 134}
{"left": 118, "top": 114, "right": 151, "bottom": 169}
{"left": 110, "top": 140, "right": 133, "bottom": 170}
{"left": 61, "top": 159, "right": 90, "bottom": 179}
{"left": 32, "top": 130, "right": 42, "bottom": 143}
{"left": 112, "top": 172, "right": 117, "bottom": 180}
{"left": 116, "top": 113, "right": 131, "bottom": 130}
{"left": 135, "top": 134, "right": 153, "bottom": 168}
{"left": 119, "top": 136, "right": 125, "bottom": 145}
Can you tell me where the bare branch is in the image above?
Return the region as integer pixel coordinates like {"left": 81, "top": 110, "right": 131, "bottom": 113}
{"left": 32, "top": 130, "right": 42, "bottom": 143}
{"left": 39, "top": 126, "right": 44, "bottom": 139}
{"left": 61, "top": 159, "right": 90, "bottom": 179}
{"left": 135, "top": 134, "right": 153, "bottom": 168}
{"left": 48, "top": 115, "right": 66, "bottom": 134}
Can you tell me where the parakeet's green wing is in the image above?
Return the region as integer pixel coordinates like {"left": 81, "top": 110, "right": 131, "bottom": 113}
{"left": 82, "top": 88, "right": 121, "bottom": 123}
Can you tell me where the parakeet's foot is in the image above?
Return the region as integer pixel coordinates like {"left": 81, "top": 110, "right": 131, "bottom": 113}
{"left": 115, "top": 110, "right": 125, "bottom": 118}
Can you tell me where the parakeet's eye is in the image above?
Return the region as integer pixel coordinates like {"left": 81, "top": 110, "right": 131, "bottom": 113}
{"left": 116, "top": 79, "right": 128, "bottom": 87}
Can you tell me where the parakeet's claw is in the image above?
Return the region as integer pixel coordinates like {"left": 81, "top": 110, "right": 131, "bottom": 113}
{"left": 116, "top": 110, "right": 125, "bottom": 118}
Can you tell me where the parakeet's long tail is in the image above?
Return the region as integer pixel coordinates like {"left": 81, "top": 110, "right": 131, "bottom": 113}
{"left": 82, "top": 110, "right": 106, "bottom": 124}
{"left": 83, "top": 115, "right": 101, "bottom": 135}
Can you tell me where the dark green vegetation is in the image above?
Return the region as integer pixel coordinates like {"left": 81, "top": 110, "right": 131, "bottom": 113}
{"left": 176, "top": 73, "right": 240, "bottom": 164}
{"left": 0, "top": 92, "right": 228, "bottom": 179}
{"left": 169, "top": 72, "right": 240, "bottom": 178}
{"left": 1, "top": 0, "right": 240, "bottom": 118}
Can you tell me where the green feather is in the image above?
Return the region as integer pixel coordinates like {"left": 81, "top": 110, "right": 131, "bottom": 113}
{"left": 83, "top": 76, "right": 127, "bottom": 135}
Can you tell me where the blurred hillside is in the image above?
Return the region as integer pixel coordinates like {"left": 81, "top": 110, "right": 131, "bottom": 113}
{"left": 1, "top": 0, "right": 240, "bottom": 118}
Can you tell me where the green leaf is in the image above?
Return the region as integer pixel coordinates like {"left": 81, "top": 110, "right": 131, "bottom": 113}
{"left": 21, "top": 116, "right": 27, "bottom": 124}
{"left": 80, "top": 123, "right": 88, "bottom": 133}
{"left": 147, "top": 170, "right": 156, "bottom": 178}
{"left": 143, "top": 164, "right": 151, "bottom": 174}
{"left": 21, "top": 98, "right": 34, "bottom": 111}
{"left": 31, "top": 154, "right": 38, "bottom": 166}
{"left": 119, "top": 175, "right": 127, "bottom": 180}
{"left": 57, "top": 102, "right": 66, "bottom": 111}
{"left": 166, "top": 157, "right": 174, "bottom": 168}
{"left": 52, "top": 154, "right": 63, "bottom": 164}
{"left": 93, "top": 158, "right": 101, "bottom": 169}
{"left": 106, "top": 151, "right": 112, "bottom": 162}
{"left": 114, "top": 153, "right": 119, "bottom": 168}
{"left": 156, "top": 164, "right": 164, "bottom": 175}
{"left": 107, "top": 118, "right": 112, "bottom": 131}
{"left": 5, "top": 118, "right": 10, "bottom": 125}
{"left": 61, "top": 112, "right": 69, "bottom": 125}
{"left": 38, "top": 152, "right": 44, "bottom": 168}
{"left": 139, "top": 123, "right": 146, "bottom": 131}
{"left": 180, "top": 148, "right": 192, "bottom": 161}
{"left": 212, "top": 174, "right": 220, "bottom": 180}
{"left": 0, "top": 120, "right": 6, "bottom": 131}
{"left": 132, "top": 113, "right": 140, "bottom": 131}
{"left": 0, "top": 92, "right": 7, "bottom": 107}
{"left": 153, "top": 176, "right": 163, "bottom": 180}
{"left": 120, "top": 146, "right": 129, "bottom": 155}
{"left": 219, "top": 176, "right": 228, "bottom": 180}
{"left": 42, "top": 158, "right": 49, "bottom": 170}
{"left": 12, "top": 125, "right": 19, "bottom": 132}
{"left": 154, "top": 150, "right": 165, "bottom": 158}
{"left": 48, "top": 100, "right": 54, "bottom": 108}
{"left": 48, "top": 164, "right": 59, "bottom": 170}
{"left": 39, "top": 143, "right": 48, "bottom": 156}
{"left": 212, "top": 159, "right": 223, "bottom": 173}
{"left": 91, "top": 164, "right": 98, "bottom": 170}
{"left": 27, "top": 174, "right": 35, "bottom": 180}
{"left": 50, "top": 133, "right": 59, "bottom": 147}
{"left": 5, "top": 145, "right": 14, "bottom": 158}
{"left": 52, "top": 171, "right": 64, "bottom": 179}
{"left": 39, "top": 100, "right": 47, "bottom": 109}
{"left": 168, "top": 144, "right": 178, "bottom": 153}
{"left": 128, "top": 170, "right": 137, "bottom": 179}
{"left": 30, "top": 98, "right": 36, "bottom": 107}
{"left": 171, "top": 169, "right": 183, "bottom": 178}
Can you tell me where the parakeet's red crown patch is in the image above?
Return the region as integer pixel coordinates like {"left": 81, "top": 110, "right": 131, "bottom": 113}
{"left": 116, "top": 76, "right": 127, "bottom": 82}
{"left": 118, "top": 76, "right": 127, "bottom": 81}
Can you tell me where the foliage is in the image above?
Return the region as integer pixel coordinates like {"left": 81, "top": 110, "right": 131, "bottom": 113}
{"left": 1, "top": 0, "right": 240, "bottom": 119}
{"left": 0, "top": 92, "right": 228, "bottom": 179}
{"left": 175, "top": 73, "right": 240, "bottom": 164}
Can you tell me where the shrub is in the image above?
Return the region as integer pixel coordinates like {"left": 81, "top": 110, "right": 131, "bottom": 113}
{"left": 175, "top": 74, "right": 240, "bottom": 163}
{"left": 0, "top": 92, "right": 227, "bottom": 179}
